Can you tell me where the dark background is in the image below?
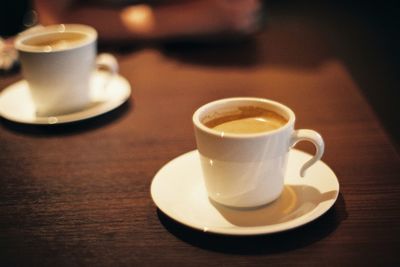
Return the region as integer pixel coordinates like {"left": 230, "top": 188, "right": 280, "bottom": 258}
{"left": 267, "top": 0, "right": 400, "bottom": 151}
{"left": 1, "top": 0, "right": 399, "bottom": 150}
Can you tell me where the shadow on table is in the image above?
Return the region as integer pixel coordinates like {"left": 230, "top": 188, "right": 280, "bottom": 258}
{"left": 159, "top": 16, "right": 333, "bottom": 70}
{"left": 158, "top": 193, "right": 347, "bottom": 255}
{"left": 0, "top": 100, "right": 131, "bottom": 136}
{"left": 160, "top": 37, "right": 261, "bottom": 68}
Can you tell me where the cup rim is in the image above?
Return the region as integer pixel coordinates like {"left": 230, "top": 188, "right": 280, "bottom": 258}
{"left": 192, "top": 97, "right": 296, "bottom": 138}
{"left": 15, "top": 24, "right": 97, "bottom": 53}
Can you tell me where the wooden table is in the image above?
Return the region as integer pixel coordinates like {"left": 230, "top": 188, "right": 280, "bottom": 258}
{"left": 1, "top": 3, "right": 400, "bottom": 266}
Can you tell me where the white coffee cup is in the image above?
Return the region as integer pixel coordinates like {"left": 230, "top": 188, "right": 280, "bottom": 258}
{"left": 15, "top": 24, "right": 118, "bottom": 116}
{"left": 193, "top": 97, "right": 324, "bottom": 208}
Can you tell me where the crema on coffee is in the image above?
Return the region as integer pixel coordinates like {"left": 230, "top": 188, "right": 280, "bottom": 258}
{"left": 22, "top": 32, "right": 87, "bottom": 51}
{"left": 203, "top": 106, "right": 288, "bottom": 134}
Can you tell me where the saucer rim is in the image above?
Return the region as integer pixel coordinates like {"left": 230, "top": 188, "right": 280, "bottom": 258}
{"left": 151, "top": 149, "right": 340, "bottom": 236}
{"left": 0, "top": 71, "right": 131, "bottom": 125}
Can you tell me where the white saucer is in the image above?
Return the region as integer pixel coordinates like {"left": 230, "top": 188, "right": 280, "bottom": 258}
{"left": 0, "top": 71, "right": 131, "bottom": 124}
{"left": 151, "top": 149, "right": 339, "bottom": 236}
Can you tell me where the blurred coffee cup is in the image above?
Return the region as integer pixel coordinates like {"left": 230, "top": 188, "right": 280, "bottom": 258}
{"left": 15, "top": 24, "right": 117, "bottom": 116}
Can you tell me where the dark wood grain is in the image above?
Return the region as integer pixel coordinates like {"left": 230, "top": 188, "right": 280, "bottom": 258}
{"left": 1, "top": 2, "right": 400, "bottom": 266}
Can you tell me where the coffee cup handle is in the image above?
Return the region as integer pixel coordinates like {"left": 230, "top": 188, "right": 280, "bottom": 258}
{"left": 95, "top": 53, "right": 119, "bottom": 92}
{"left": 290, "top": 129, "right": 325, "bottom": 177}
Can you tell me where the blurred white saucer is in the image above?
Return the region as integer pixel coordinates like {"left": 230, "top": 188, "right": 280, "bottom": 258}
{"left": 0, "top": 70, "right": 131, "bottom": 124}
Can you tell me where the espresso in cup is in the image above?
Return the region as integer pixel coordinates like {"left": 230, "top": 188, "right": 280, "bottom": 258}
{"left": 203, "top": 106, "right": 288, "bottom": 134}
{"left": 22, "top": 32, "right": 88, "bottom": 51}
